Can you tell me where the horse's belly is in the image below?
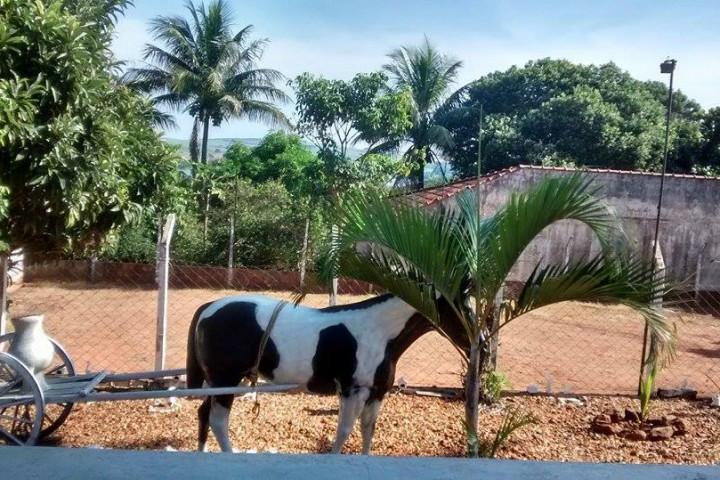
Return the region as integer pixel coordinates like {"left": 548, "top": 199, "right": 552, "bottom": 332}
{"left": 268, "top": 356, "right": 314, "bottom": 386}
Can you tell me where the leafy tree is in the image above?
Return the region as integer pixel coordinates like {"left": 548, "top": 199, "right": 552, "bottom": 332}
{"left": 123, "top": 0, "right": 290, "bottom": 166}
{"left": 439, "top": 59, "right": 708, "bottom": 177}
{"left": 697, "top": 107, "right": 720, "bottom": 172}
{"left": 0, "top": 0, "right": 181, "bottom": 254}
{"left": 223, "top": 131, "right": 319, "bottom": 197}
{"left": 326, "top": 175, "right": 673, "bottom": 456}
{"left": 293, "top": 72, "right": 412, "bottom": 199}
{"left": 384, "top": 37, "right": 463, "bottom": 188}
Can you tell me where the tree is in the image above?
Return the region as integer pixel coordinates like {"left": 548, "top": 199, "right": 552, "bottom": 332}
{"left": 327, "top": 174, "right": 673, "bottom": 456}
{"left": 123, "top": 0, "right": 290, "bottom": 167}
{"left": 697, "top": 107, "right": 720, "bottom": 173}
{"left": 0, "top": 0, "right": 181, "bottom": 254}
{"left": 223, "top": 131, "right": 319, "bottom": 197}
{"left": 438, "top": 59, "right": 708, "bottom": 177}
{"left": 384, "top": 37, "right": 463, "bottom": 188}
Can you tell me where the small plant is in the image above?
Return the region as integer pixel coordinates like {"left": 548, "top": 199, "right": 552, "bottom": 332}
{"left": 464, "top": 408, "right": 536, "bottom": 459}
{"left": 482, "top": 370, "right": 510, "bottom": 404}
{"left": 638, "top": 361, "right": 658, "bottom": 421}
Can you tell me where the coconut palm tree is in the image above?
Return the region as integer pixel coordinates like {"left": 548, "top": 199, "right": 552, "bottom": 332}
{"left": 383, "top": 37, "right": 463, "bottom": 189}
{"left": 325, "top": 174, "right": 674, "bottom": 456}
{"left": 123, "top": 0, "right": 290, "bottom": 166}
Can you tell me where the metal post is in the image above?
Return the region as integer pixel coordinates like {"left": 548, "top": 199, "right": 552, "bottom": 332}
{"left": 638, "top": 59, "right": 675, "bottom": 395}
{"left": 155, "top": 214, "right": 176, "bottom": 371}
{"left": 0, "top": 254, "right": 8, "bottom": 336}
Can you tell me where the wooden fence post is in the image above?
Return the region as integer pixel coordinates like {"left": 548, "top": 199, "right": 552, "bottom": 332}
{"left": 155, "top": 214, "right": 176, "bottom": 371}
{"left": 0, "top": 254, "right": 8, "bottom": 336}
{"left": 329, "top": 224, "right": 338, "bottom": 306}
{"left": 226, "top": 216, "right": 235, "bottom": 288}
{"left": 694, "top": 243, "right": 706, "bottom": 303}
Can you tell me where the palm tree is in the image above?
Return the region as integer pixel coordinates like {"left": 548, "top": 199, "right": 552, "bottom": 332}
{"left": 383, "top": 37, "right": 463, "bottom": 189}
{"left": 326, "top": 174, "right": 674, "bottom": 456}
{"left": 123, "top": 0, "right": 290, "bottom": 166}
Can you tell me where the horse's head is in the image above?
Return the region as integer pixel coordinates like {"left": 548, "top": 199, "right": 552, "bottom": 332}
{"left": 435, "top": 296, "right": 471, "bottom": 358}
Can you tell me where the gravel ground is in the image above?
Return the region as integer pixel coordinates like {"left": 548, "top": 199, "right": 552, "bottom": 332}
{"left": 46, "top": 393, "right": 720, "bottom": 464}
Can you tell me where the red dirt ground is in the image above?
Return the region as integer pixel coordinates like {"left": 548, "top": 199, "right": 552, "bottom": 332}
{"left": 7, "top": 282, "right": 720, "bottom": 394}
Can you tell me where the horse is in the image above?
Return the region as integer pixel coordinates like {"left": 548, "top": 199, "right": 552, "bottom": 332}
{"left": 186, "top": 293, "right": 464, "bottom": 454}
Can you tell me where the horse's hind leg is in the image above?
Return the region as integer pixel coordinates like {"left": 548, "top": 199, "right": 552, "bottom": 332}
{"left": 331, "top": 387, "right": 370, "bottom": 454}
{"left": 209, "top": 394, "right": 235, "bottom": 453}
{"left": 198, "top": 397, "right": 211, "bottom": 451}
{"left": 360, "top": 399, "right": 382, "bottom": 455}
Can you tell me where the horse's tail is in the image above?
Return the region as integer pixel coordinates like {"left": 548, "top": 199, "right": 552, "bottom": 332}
{"left": 186, "top": 302, "right": 211, "bottom": 390}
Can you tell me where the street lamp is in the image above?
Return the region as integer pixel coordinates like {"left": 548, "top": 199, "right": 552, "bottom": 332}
{"left": 652, "top": 59, "right": 676, "bottom": 262}
{"left": 638, "top": 58, "right": 677, "bottom": 395}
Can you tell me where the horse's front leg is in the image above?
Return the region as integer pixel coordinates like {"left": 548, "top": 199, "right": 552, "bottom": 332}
{"left": 331, "top": 386, "right": 369, "bottom": 453}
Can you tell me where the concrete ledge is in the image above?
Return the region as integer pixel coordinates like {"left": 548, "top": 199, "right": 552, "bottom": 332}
{"left": 1, "top": 447, "right": 718, "bottom": 480}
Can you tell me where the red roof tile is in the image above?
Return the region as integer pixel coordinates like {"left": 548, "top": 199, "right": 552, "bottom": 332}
{"left": 406, "top": 165, "right": 720, "bottom": 206}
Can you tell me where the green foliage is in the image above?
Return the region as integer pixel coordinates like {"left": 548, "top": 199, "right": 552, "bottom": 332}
{"left": 638, "top": 361, "right": 657, "bottom": 421}
{"left": 328, "top": 174, "right": 674, "bottom": 456}
{"left": 294, "top": 72, "right": 412, "bottom": 160}
{"left": 0, "top": 0, "right": 181, "bottom": 253}
{"left": 482, "top": 371, "right": 510, "bottom": 404}
{"left": 474, "top": 409, "right": 536, "bottom": 459}
{"left": 384, "top": 37, "right": 463, "bottom": 187}
{"left": 124, "top": 0, "right": 289, "bottom": 166}
{"left": 439, "top": 58, "right": 717, "bottom": 177}
{"left": 223, "top": 132, "right": 320, "bottom": 198}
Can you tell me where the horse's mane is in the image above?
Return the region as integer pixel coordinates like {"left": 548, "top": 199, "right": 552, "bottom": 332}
{"left": 318, "top": 293, "right": 395, "bottom": 313}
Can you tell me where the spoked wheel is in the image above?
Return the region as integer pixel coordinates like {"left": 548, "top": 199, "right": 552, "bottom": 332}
{"left": 0, "top": 332, "right": 75, "bottom": 439}
{"left": 0, "top": 351, "right": 45, "bottom": 446}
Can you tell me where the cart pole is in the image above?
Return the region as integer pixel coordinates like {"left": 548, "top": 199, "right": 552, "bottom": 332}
{"left": 155, "top": 214, "right": 176, "bottom": 371}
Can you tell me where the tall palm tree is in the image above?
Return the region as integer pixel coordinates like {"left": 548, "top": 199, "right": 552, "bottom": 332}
{"left": 384, "top": 37, "right": 463, "bottom": 189}
{"left": 123, "top": 0, "right": 290, "bottom": 166}
{"left": 326, "top": 174, "right": 674, "bottom": 456}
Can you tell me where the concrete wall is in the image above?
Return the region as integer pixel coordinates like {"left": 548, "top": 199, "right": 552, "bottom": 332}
{"left": 2, "top": 448, "right": 717, "bottom": 480}
{"left": 434, "top": 167, "right": 720, "bottom": 290}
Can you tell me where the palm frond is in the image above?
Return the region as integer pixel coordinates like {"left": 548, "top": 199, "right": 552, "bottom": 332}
{"left": 335, "top": 192, "right": 469, "bottom": 317}
{"left": 460, "top": 173, "right": 624, "bottom": 298}
{"left": 506, "top": 254, "right": 675, "bottom": 365}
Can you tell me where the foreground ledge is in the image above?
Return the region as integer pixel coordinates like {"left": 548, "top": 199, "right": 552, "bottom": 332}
{"left": 1, "top": 447, "right": 718, "bottom": 480}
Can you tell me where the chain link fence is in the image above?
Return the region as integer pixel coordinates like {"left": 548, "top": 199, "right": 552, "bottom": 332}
{"left": 3, "top": 251, "right": 719, "bottom": 396}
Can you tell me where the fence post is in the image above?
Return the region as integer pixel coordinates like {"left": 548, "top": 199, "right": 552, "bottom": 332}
{"left": 226, "top": 216, "right": 235, "bottom": 288}
{"left": 329, "top": 224, "right": 339, "bottom": 306}
{"left": 155, "top": 214, "right": 176, "bottom": 371}
{"left": 299, "top": 216, "right": 310, "bottom": 289}
{"left": 695, "top": 243, "right": 706, "bottom": 303}
{"left": 0, "top": 254, "right": 8, "bottom": 336}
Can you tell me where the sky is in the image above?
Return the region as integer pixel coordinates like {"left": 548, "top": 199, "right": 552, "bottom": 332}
{"left": 111, "top": 0, "right": 720, "bottom": 141}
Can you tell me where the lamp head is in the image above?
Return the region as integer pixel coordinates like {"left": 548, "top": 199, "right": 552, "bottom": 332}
{"left": 660, "top": 59, "right": 677, "bottom": 74}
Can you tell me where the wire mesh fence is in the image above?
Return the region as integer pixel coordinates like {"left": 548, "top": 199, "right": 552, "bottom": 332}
{"left": 4, "top": 254, "right": 720, "bottom": 396}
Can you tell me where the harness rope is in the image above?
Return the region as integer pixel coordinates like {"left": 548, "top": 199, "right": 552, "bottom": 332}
{"left": 248, "top": 300, "right": 288, "bottom": 417}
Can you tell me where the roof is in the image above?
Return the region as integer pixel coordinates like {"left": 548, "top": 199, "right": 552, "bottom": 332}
{"left": 408, "top": 164, "right": 720, "bottom": 206}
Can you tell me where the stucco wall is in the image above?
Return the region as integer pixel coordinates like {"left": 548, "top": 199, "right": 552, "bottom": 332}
{"left": 433, "top": 167, "right": 720, "bottom": 290}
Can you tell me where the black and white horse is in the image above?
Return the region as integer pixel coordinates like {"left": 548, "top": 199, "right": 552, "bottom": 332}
{"left": 186, "top": 293, "right": 463, "bottom": 454}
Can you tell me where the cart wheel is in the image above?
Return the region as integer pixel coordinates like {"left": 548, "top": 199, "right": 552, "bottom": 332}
{"left": 0, "top": 333, "right": 76, "bottom": 439}
{"left": 0, "top": 351, "right": 45, "bottom": 446}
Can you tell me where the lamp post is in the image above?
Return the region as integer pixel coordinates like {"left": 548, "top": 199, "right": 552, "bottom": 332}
{"left": 652, "top": 59, "right": 676, "bottom": 261}
{"left": 638, "top": 59, "right": 676, "bottom": 395}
